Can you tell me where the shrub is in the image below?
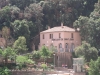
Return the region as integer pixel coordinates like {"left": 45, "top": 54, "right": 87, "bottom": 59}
{"left": 0, "top": 67, "right": 10, "bottom": 75}
{"left": 41, "top": 64, "right": 48, "bottom": 70}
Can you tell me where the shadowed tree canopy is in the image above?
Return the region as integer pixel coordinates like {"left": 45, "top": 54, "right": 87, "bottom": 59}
{"left": 11, "top": 19, "right": 30, "bottom": 40}
{"left": 13, "top": 36, "right": 28, "bottom": 54}
{"left": 0, "top": 0, "right": 98, "bottom": 51}
{"left": 9, "top": 0, "right": 36, "bottom": 10}
{"left": 74, "top": 0, "right": 100, "bottom": 49}
{"left": 75, "top": 41, "right": 98, "bottom": 62}
{"left": 24, "top": 3, "right": 43, "bottom": 33}
{"left": 89, "top": 57, "right": 100, "bottom": 75}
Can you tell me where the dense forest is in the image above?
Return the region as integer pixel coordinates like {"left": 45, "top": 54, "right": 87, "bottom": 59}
{"left": 0, "top": 0, "right": 99, "bottom": 51}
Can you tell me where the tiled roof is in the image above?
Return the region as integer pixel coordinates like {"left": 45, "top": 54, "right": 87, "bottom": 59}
{"left": 41, "top": 26, "right": 75, "bottom": 33}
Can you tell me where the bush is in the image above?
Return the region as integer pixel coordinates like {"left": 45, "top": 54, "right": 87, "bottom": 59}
{"left": 27, "top": 59, "right": 35, "bottom": 64}
{"left": 0, "top": 67, "right": 11, "bottom": 75}
{"left": 41, "top": 64, "right": 48, "bottom": 70}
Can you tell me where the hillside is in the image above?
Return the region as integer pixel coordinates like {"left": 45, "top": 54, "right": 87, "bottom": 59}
{"left": 0, "top": 0, "right": 99, "bottom": 50}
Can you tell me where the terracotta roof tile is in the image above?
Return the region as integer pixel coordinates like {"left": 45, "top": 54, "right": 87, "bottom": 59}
{"left": 41, "top": 26, "right": 75, "bottom": 33}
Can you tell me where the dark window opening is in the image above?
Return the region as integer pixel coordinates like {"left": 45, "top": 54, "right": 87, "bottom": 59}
{"left": 43, "top": 34, "right": 44, "bottom": 39}
{"left": 50, "top": 34, "right": 52, "bottom": 39}
{"left": 59, "top": 43, "right": 63, "bottom": 52}
{"left": 65, "top": 43, "right": 68, "bottom": 52}
{"left": 50, "top": 34, "right": 53, "bottom": 39}
{"left": 59, "top": 33, "right": 61, "bottom": 38}
{"left": 71, "top": 33, "right": 73, "bottom": 38}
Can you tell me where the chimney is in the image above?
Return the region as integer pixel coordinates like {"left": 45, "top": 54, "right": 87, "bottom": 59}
{"left": 61, "top": 22, "right": 64, "bottom": 28}
{"left": 48, "top": 26, "right": 50, "bottom": 29}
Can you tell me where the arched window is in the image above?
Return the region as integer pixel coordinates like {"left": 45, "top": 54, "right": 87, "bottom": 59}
{"left": 70, "top": 43, "right": 75, "bottom": 52}
{"left": 65, "top": 43, "right": 68, "bottom": 52}
{"left": 59, "top": 43, "right": 63, "bottom": 52}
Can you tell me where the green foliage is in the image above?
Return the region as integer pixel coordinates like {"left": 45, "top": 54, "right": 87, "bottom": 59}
{"left": 0, "top": 6, "right": 11, "bottom": 28}
{"left": 2, "top": 47, "right": 16, "bottom": 57}
{"left": 73, "top": 16, "right": 89, "bottom": 41}
{"left": 73, "top": 0, "right": 100, "bottom": 49}
{"left": 9, "top": 0, "right": 35, "bottom": 10}
{"left": 13, "top": 36, "right": 28, "bottom": 54}
{"left": 10, "top": 5, "right": 20, "bottom": 21}
{"left": 40, "top": 46, "right": 52, "bottom": 63}
{"left": 0, "top": 47, "right": 16, "bottom": 63}
{"left": 0, "top": 0, "right": 98, "bottom": 52}
{"left": 49, "top": 45, "right": 57, "bottom": 53}
{"left": 75, "top": 41, "right": 98, "bottom": 62}
{"left": 16, "top": 55, "right": 28, "bottom": 64}
{"left": 88, "top": 57, "right": 100, "bottom": 75}
{"left": 24, "top": 3, "right": 43, "bottom": 33}
{"left": 32, "top": 50, "right": 41, "bottom": 60}
{"left": 72, "top": 52, "right": 78, "bottom": 58}
{"left": 41, "top": 63, "right": 48, "bottom": 70}
{"left": 16, "top": 55, "right": 34, "bottom": 69}
{"left": 27, "top": 59, "right": 35, "bottom": 64}
{"left": 0, "top": 67, "right": 10, "bottom": 75}
{"left": 11, "top": 20, "right": 30, "bottom": 40}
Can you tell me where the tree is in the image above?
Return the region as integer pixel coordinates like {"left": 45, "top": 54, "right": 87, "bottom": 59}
{"left": 88, "top": 57, "right": 100, "bottom": 75}
{"left": 73, "top": 16, "right": 89, "bottom": 41}
{"left": 13, "top": 36, "right": 28, "bottom": 54}
{"left": 75, "top": 41, "right": 98, "bottom": 62}
{"left": 0, "top": 47, "right": 16, "bottom": 64}
{"left": 10, "top": 6, "right": 21, "bottom": 21}
{"left": 2, "top": 26, "right": 10, "bottom": 46}
{"left": 0, "top": 6, "right": 11, "bottom": 29}
{"left": 9, "top": 0, "right": 35, "bottom": 10}
{"left": 40, "top": 46, "right": 52, "bottom": 63}
{"left": 73, "top": 0, "right": 100, "bottom": 49}
{"left": 32, "top": 50, "right": 41, "bottom": 60}
{"left": 0, "top": 67, "right": 11, "bottom": 75}
{"left": 24, "top": 3, "right": 43, "bottom": 33}
{"left": 11, "top": 19, "right": 30, "bottom": 40}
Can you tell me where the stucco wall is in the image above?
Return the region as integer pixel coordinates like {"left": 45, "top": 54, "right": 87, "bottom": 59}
{"left": 40, "top": 31, "right": 81, "bottom": 52}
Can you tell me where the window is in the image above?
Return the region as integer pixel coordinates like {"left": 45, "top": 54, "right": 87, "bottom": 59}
{"left": 50, "top": 34, "right": 52, "bottom": 39}
{"left": 70, "top": 43, "right": 75, "bottom": 52}
{"left": 59, "top": 43, "right": 63, "bottom": 52}
{"left": 43, "top": 34, "right": 44, "bottom": 39}
{"left": 65, "top": 43, "right": 68, "bottom": 52}
{"left": 59, "top": 33, "right": 61, "bottom": 38}
{"left": 50, "top": 34, "right": 53, "bottom": 39}
{"left": 52, "top": 34, "right": 53, "bottom": 39}
{"left": 71, "top": 33, "right": 73, "bottom": 38}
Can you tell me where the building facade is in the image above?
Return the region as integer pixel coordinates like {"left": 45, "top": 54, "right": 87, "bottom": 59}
{"left": 40, "top": 24, "right": 81, "bottom": 52}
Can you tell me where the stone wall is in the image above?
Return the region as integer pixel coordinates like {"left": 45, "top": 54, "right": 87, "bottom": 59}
{"left": 10, "top": 71, "right": 86, "bottom": 75}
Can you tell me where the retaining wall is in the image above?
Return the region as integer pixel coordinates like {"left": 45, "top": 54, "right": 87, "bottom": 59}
{"left": 10, "top": 70, "right": 86, "bottom": 75}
